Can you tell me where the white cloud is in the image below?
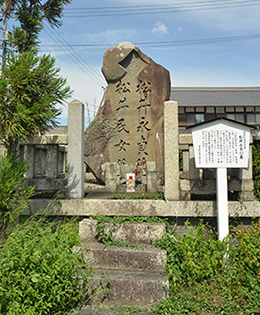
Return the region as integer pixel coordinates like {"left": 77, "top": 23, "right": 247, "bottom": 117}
{"left": 78, "top": 28, "right": 137, "bottom": 45}
{"left": 152, "top": 22, "right": 169, "bottom": 35}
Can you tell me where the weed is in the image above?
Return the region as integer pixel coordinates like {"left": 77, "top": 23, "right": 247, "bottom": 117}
{"left": 109, "top": 192, "right": 164, "bottom": 200}
{"left": 152, "top": 219, "right": 260, "bottom": 315}
{"left": 0, "top": 217, "right": 97, "bottom": 314}
{"left": 94, "top": 215, "right": 168, "bottom": 249}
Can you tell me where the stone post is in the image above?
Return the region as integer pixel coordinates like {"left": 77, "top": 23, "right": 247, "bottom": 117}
{"left": 164, "top": 101, "right": 179, "bottom": 200}
{"left": 103, "top": 162, "right": 117, "bottom": 193}
{"left": 67, "top": 100, "right": 85, "bottom": 199}
{"left": 146, "top": 161, "right": 158, "bottom": 193}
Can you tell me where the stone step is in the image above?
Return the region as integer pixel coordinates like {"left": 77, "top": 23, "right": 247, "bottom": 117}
{"left": 75, "top": 242, "right": 167, "bottom": 272}
{"left": 74, "top": 306, "right": 153, "bottom": 315}
{"left": 79, "top": 219, "right": 166, "bottom": 245}
{"left": 89, "top": 270, "right": 168, "bottom": 307}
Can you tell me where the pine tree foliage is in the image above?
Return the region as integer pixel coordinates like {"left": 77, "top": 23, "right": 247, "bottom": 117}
{"left": 0, "top": 52, "right": 71, "bottom": 155}
{"left": 0, "top": 0, "right": 72, "bottom": 155}
{"left": 1, "top": 0, "right": 72, "bottom": 53}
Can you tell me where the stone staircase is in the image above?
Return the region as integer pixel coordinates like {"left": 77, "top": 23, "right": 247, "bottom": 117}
{"left": 74, "top": 219, "right": 168, "bottom": 307}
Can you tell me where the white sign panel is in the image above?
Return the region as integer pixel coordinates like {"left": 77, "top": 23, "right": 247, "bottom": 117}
{"left": 192, "top": 120, "right": 250, "bottom": 168}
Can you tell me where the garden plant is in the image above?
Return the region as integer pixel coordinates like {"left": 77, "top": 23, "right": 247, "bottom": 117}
{"left": 153, "top": 219, "right": 260, "bottom": 315}
{"left": 0, "top": 217, "right": 101, "bottom": 315}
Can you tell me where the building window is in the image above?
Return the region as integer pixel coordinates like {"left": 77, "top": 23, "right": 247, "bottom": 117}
{"left": 187, "top": 113, "right": 195, "bottom": 125}
{"left": 227, "top": 113, "right": 244, "bottom": 123}
{"left": 247, "top": 113, "right": 260, "bottom": 125}
{"left": 236, "top": 113, "right": 244, "bottom": 123}
{"left": 186, "top": 113, "right": 204, "bottom": 125}
{"left": 247, "top": 113, "right": 256, "bottom": 124}
{"left": 226, "top": 113, "right": 235, "bottom": 120}
{"left": 195, "top": 114, "right": 204, "bottom": 123}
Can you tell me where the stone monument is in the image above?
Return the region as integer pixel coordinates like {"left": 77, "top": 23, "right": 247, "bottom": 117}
{"left": 84, "top": 42, "right": 171, "bottom": 184}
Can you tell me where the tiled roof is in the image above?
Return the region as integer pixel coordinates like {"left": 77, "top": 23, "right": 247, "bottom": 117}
{"left": 170, "top": 87, "right": 260, "bottom": 107}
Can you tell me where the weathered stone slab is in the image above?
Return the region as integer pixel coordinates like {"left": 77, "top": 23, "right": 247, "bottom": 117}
{"left": 79, "top": 219, "right": 166, "bottom": 244}
{"left": 78, "top": 243, "right": 166, "bottom": 272}
{"left": 96, "top": 270, "right": 168, "bottom": 306}
{"left": 86, "top": 270, "right": 168, "bottom": 307}
{"left": 84, "top": 42, "right": 171, "bottom": 184}
{"left": 26, "top": 199, "right": 260, "bottom": 218}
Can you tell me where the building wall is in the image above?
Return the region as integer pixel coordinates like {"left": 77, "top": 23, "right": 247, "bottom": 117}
{"left": 179, "top": 106, "right": 260, "bottom": 129}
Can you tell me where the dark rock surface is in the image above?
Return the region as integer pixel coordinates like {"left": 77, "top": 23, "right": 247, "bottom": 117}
{"left": 84, "top": 42, "right": 171, "bottom": 184}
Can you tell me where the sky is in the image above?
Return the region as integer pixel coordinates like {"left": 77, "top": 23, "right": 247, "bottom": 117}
{"left": 22, "top": 0, "right": 260, "bottom": 125}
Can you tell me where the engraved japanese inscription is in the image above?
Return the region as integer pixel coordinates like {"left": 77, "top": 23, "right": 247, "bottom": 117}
{"left": 84, "top": 42, "right": 171, "bottom": 183}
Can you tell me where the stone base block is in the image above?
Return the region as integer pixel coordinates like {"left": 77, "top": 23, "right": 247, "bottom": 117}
{"left": 79, "top": 219, "right": 166, "bottom": 244}
{"left": 239, "top": 191, "right": 255, "bottom": 201}
{"left": 103, "top": 270, "right": 168, "bottom": 306}
{"left": 89, "top": 270, "right": 168, "bottom": 307}
{"left": 77, "top": 243, "right": 166, "bottom": 272}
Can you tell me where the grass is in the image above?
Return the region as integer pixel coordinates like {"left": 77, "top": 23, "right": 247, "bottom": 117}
{"left": 1, "top": 215, "right": 259, "bottom": 314}
{"left": 0, "top": 217, "right": 106, "bottom": 315}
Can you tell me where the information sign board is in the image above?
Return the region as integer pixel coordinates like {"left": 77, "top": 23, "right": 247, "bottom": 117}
{"left": 192, "top": 120, "right": 250, "bottom": 168}
{"left": 188, "top": 118, "right": 254, "bottom": 241}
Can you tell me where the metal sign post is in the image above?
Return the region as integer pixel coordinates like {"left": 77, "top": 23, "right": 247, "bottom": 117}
{"left": 188, "top": 118, "right": 254, "bottom": 241}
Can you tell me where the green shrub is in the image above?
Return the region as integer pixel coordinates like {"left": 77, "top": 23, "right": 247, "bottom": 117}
{"left": 0, "top": 153, "right": 34, "bottom": 234}
{"left": 153, "top": 219, "right": 260, "bottom": 315}
{"left": 229, "top": 220, "right": 260, "bottom": 288}
{"left": 154, "top": 220, "right": 227, "bottom": 287}
{"left": 252, "top": 144, "right": 260, "bottom": 200}
{"left": 0, "top": 218, "right": 94, "bottom": 314}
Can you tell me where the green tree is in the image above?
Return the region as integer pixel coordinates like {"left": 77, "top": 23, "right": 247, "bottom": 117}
{"left": 1, "top": 0, "right": 71, "bottom": 54}
{"left": 0, "top": 52, "right": 71, "bottom": 156}
{"left": 0, "top": 0, "right": 72, "bottom": 155}
{"left": 0, "top": 0, "right": 72, "bottom": 228}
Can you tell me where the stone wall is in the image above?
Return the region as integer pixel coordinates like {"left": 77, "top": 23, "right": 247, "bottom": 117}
{"left": 20, "top": 134, "right": 68, "bottom": 198}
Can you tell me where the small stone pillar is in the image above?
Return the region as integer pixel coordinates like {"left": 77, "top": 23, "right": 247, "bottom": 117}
{"left": 164, "top": 101, "right": 179, "bottom": 200}
{"left": 146, "top": 161, "right": 158, "bottom": 193}
{"left": 103, "top": 162, "right": 117, "bottom": 193}
{"left": 67, "top": 100, "right": 85, "bottom": 199}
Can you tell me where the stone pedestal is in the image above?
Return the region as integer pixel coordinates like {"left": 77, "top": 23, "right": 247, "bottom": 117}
{"left": 146, "top": 161, "right": 158, "bottom": 193}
